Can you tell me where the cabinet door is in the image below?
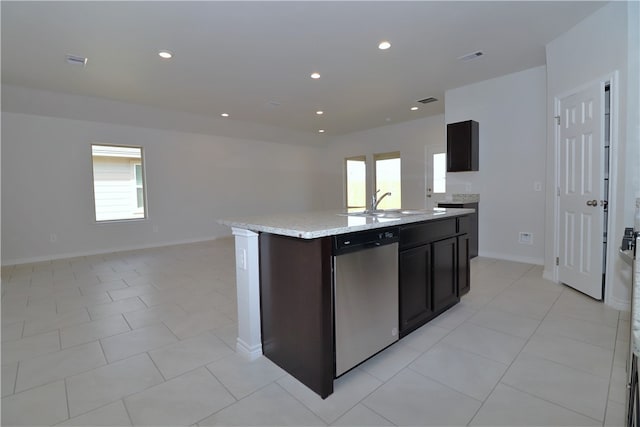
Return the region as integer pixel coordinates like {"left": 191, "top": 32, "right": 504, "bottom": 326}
{"left": 457, "top": 234, "right": 470, "bottom": 296}
{"left": 399, "top": 244, "right": 433, "bottom": 334}
{"left": 447, "top": 120, "right": 479, "bottom": 172}
{"left": 432, "top": 237, "right": 458, "bottom": 312}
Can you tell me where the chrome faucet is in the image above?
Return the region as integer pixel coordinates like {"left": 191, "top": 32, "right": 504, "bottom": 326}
{"left": 371, "top": 189, "right": 392, "bottom": 211}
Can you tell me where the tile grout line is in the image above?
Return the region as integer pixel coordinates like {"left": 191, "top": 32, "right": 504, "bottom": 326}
{"left": 63, "top": 378, "right": 71, "bottom": 423}
{"left": 492, "top": 285, "right": 616, "bottom": 424}
{"left": 145, "top": 351, "right": 168, "bottom": 383}
{"left": 602, "top": 309, "right": 624, "bottom": 427}
{"left": 465, "top": 271, "right": 564, "bottom": 426}
{"left": 121, "top": 397, "right": 136, "bottom": 426}
{"left": 12, "top": 361, "right": 20, "bottom": 396}
{"left": 497, "top": 381, "right": 605, "bottom": 425}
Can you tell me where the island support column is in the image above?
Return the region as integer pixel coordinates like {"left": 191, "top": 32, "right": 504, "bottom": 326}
{"left": 231, "top": 227, "right": 262, "bottom": 360}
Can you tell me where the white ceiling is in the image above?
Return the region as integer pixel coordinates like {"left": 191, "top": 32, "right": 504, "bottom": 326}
{"left": 1, "top": 1, "right": 606, "bottom": 136}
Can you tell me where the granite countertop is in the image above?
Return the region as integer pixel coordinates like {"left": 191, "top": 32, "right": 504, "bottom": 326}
{"left": 219, "top": 208, "right": 475, "bottom": 239}
{"left": 442, "top": 193, "right": 480, "bottom": 203}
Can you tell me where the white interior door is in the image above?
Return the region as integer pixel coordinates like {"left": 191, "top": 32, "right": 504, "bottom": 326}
{"left": 558, "top": 81, "right": 604, "bottom": 300}
{"left": 425, "top": 145, "right": 447, "bottom": 209}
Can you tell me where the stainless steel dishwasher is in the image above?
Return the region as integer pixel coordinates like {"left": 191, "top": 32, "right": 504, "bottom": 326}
{"left": 333, "top": 227, "right": 399, "bottom": 377}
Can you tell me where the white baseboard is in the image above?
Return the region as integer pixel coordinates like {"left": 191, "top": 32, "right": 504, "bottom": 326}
{"left": 478, "top": 251, "right": 544, "bottom": 266}
{"left": 1, "top": 234, "right": 233, "bottom": 267}
{"left": 236, "top": 338, "right": 263, "bottom": 361}
{"left": 606, "top": 295, "right": 631, "bottom": 312}
{"left": 542, "top": 268, "right": 557, "bottom": 282}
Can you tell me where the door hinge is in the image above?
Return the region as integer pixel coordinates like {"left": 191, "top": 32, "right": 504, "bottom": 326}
{"left": 556, "top": 257, "right": 559, "bottom": 266}
{"left": 557, "top": 187, "right": 560, "bottom": 197}
{"left": 554, "top": 115, "right": 561, "bottom": 126}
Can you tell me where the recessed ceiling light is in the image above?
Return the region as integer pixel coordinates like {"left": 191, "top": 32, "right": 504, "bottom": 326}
{"left": 158, "top": 50, "right": 173, "bottom": 59}
{"left": 378, "top": 41, "right": 391, "bottom": 50}
{"left": 316, "top": 110, "right": 324, "bottom": 115}
{"left": 310, "top": 72, "right": 321, "bottom": 79}
{"left": 410, "top": 106, "right": 419, "bottom": 111}
{"left": 318, "top": 129, "right": 325, "bottom": 133}
{"left": 221, "top": 113, "right": 229, "bottom": 117}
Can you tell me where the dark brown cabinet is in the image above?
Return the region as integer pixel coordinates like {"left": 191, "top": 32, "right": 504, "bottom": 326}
{"left": 259, "top": 214, "right": 471, "bottom": 399}
{"left": 457, "top": 234, "right": 470, "bottom": 296}
{"left": 447, "top": 120, "right": 479, "bottom": 172}
{"left": 438, "top": 202, "right": 478, "bottom": 258}
{"left": 399, "top": 217, "right": 469, "bottom": 337}
{"left": 259, "top": 234, "right": 334, "bottom": 398}
{"left": 399, "top": 244, "right": 434, "bottom": 333}
{"left": 432, "top": 237, "right": 458, "bottom": 311}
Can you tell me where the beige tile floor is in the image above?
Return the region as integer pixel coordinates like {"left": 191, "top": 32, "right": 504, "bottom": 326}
{"left": 0, "top": 237, "right": 629, "bottom": 426}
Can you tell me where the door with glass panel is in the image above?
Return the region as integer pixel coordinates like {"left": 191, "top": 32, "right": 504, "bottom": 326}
{"left": 425, "top": 146, "right": 447, "bottom": 209}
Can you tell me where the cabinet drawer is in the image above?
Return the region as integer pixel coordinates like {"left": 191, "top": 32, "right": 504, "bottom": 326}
{"left": 457, "top": 216, "right": 470, "bottom": 234}
{"left": 400, "top": 218, "right": 456, "bottom": 250}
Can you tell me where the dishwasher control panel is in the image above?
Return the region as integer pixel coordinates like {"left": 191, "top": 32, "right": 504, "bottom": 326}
{"left": 333, "top": 227, "right": 399, "bottom": 255}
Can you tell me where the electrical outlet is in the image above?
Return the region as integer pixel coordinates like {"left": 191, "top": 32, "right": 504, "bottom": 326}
{"left": 153, "top": 225, "right": 159, "bottom": 233}
{"left": 236, "top": 248, "right": 247, "bottom": 270}
{"left": 534, "top": 181, "right": 542, "bottom": 192}
{"left": 519, "top": 232, "right": 533, "bottom": 245}
{"left": 50, "top": 233, "right": 57, "bottom": 243}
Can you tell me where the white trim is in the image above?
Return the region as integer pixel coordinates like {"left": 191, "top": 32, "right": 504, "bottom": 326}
{"left": 542, "top": 268, "right": 556, "bottom": 282}
{"left": 604, "top": 71, "right": 621, "bottom": 307}
{"left": 1, "top": 234, "right": 231, "bottom": 267}
{"left": 551, "top": 71, "right": 620, "bottom": 303}
{"left": 236, "top": 338, "right": 263, "bottom": 361}
{"left": 477, "top": 251, "right": 544, "bottom": 266}
{"left": 608, "top": 295, "right": 631, "bottom": 312}
{"left": 230, "top": 228, "right": 263, "bottom": 360}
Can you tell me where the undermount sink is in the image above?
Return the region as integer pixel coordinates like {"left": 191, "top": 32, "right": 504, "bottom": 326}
{"left": 339, "top": 208, "right": 444, "bottom": 218}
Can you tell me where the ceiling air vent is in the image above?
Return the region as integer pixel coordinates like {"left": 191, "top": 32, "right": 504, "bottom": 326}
{"left": 417, "top": 97, "right": 438, "bottom": 104}
{"left": 458, "top": 51, "right": 484, "bottom": 61}
{"left": 65, "top": 54, "right": 88, "bottom": 66}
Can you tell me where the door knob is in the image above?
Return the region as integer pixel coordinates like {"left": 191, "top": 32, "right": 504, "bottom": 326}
{"left": 586, "top": 200, "right": 597, "bottom": 206}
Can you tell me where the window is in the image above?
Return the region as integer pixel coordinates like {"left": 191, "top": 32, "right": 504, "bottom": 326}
{"left": 433, "top": 152, "right": 447, "bottom": 193}
{"left": 345, "top": 156, "right": 366, "bottom": 211}
{"left": 92, "top": 144, "right": 146, "bottom": 222}
{"left": 374, "top": 152, "right": 401, "bottom": 210}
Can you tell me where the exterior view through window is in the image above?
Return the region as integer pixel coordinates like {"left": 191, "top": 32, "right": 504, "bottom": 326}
{"left": 345, "top": 156, "right": 366, "bottom": 211}
{"left": 92, "top": 144, "right": 146, "bottom": 222}
{"left": 374, "top": 152, "right": 401, "bottom": 210}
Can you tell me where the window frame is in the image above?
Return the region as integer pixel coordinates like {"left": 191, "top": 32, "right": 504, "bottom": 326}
{"left": 91, "top": 143, "right": 148, "bottom": 223}
{"left": 132, "top": 160, "right": 145, "bottom": 212}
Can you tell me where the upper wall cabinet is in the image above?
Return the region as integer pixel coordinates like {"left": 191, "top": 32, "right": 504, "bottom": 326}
{"left": 447, "top": 120, "right": 479, "bottom": 172}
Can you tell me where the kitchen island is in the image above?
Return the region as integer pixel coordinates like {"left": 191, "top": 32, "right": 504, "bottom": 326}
{"left": 220, "top": 208, "right": 474, "bottom": 398}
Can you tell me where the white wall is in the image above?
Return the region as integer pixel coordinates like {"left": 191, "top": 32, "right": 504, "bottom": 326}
{"left": 545, "top": 1, "right": 634, "bottom": 309}
{"left": 2, "top": 104, "right": 325, "bottom": 265}
{"left": 322, "top": 114, "right": 446, "bottom": 210}
{"left": 445, "top": 66, "right": 547, "bottom": 264}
